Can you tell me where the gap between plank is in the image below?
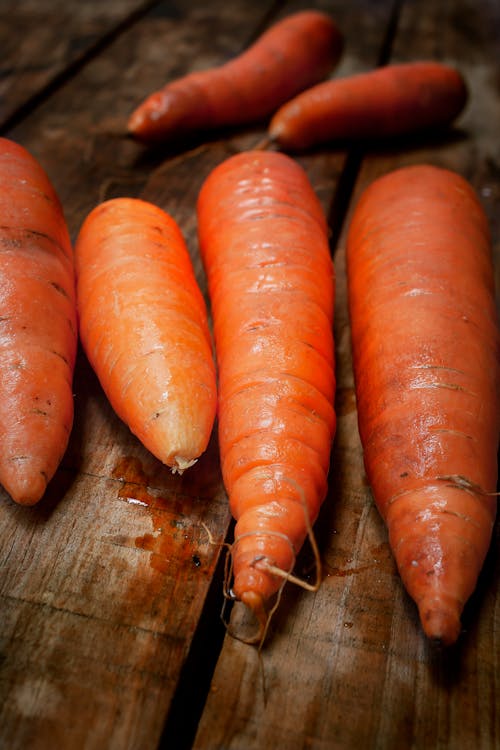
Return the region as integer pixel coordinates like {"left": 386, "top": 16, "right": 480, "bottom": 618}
{"left": 157, "top": 520, "right": 235, "bottom": 750}
{"left": 0, "top": 0, "right": 162, "bottom": 136}
{"left": 327, "top": 0, "right": 403, "bottom": 255}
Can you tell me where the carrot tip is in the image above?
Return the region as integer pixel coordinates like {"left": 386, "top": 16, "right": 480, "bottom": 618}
{"left": 235, "top": 590, "right": 268, "bottom": 645}
{"left": 170, "top": 456, "right": 197, "bottom": 474}
{"left": 240, "top": 590, "right": 265, "bottom": 619}
{"left": 127, "top": 109, "right": 150, "bottom": 139}
{"left": 418, "top": 599, "right": 462, "bottom": 646}
{"left": 1, "top": 471, "right": 48, "bottom": 506}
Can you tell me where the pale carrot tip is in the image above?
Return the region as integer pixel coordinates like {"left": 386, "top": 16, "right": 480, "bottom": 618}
{"left": 1, "top": 472, "right": 48, "bottom": 506}
{"left": 127, "top": 106, "right": 153, "bottom": 136}
{"left": 418, "top": 600, "right": 462, "bottom": 646}
{"left": 127, "top": 111, "right": 142, "bottom": 134}
{"left": 267, "top": 124, "right": 281, "bottom": 142}
{"left": 170, "top": 456, "right": 197, "bottom": 474}
{"left": 240, "top": 590, "right": 266, "bottom": 628}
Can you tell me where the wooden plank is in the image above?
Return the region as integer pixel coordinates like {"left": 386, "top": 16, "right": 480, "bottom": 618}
{"left": 0, "top": 0, "right": 158, "bottom": 130}
{"left": 193, "top": 1, "right": 500, "bottom": 749}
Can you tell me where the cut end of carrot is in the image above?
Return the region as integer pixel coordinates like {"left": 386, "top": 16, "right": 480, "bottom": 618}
{"left": 418, "top": 597, "right": 462, "bottom": 646}
{"left": 127, "top": 109, "right": 145, "bottom": 136}
{"left": 170, "top": 455, "right": 198, "bottom": 474}
{"left": 127, "top": 104, "right": 161, "bottom": 142}
{"left": 127, "top": 92, "right": 171, "bottom": 143}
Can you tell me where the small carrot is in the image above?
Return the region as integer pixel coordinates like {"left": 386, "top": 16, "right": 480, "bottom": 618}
{"left": 0, "top": 137, "right": 77, "bottom": 505}
{"left": 128, "top": 10, "right": 343, "bottom": 144}
{"left": 269, "top": 61, "right": 468, "bottom": 151}
{"left": 346, "top": 164, "right": 500, "bottom": 645}
{"left": 197, "top": 150, "right": 336, "bottom": 639}
{"left": 74, "top": 197, "right": 216, "bottom": 472}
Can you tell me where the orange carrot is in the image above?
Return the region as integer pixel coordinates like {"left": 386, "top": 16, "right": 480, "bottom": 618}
{"left": 269, "top": 61, "right": 468, "bottom": 151}
{"left": 75, "top": 197, "right": 216, "bottom": 472}
{"left": 128, "top": 10, "right": 343, "bottom": 144}
{"left": 346, "top": 164, "right": 500, "bottom": 645}
{"left": 197, "top": 150, "right": 336, "bottom": 638}
{"left": 0, "top": 137, "right": 77, "bottom": 505}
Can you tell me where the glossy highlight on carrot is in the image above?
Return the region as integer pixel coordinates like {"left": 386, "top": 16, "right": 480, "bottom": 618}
{"left": 269, "top": 61, "right": 468, "bottom": 151}
{"left": 75, "top": 197, "right": 216, "bottom": 472}
{"left": 197, "top": 151, "right": 336, "bottom": 639}
{"left": 0, "top": 137, "right": 77, "bottom": 505}
{"left": 128, "top": 10, "right": 343, "bottom": 144}
{"left": 346, "top": 164, "right": 500, "bottom": 645}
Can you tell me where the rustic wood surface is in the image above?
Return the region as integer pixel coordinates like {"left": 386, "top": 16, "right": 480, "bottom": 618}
{"left": 0, "top": 1, "right": 498, "bottom": 749}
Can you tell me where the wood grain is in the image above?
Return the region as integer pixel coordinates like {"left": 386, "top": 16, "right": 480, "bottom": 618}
{"left": 0, "top": 0, "right": 159, "bottom": 130}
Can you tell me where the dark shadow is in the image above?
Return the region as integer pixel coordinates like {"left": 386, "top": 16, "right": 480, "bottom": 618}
{"left": 157, "top": 523, "right": 233, "bottom": 750}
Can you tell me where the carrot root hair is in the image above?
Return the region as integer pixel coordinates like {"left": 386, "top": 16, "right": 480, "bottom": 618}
{"left": 435, "top": 474, "right": 498, "bottom": 497}
{"left": 221, "top": 478, "right": 323, "bottom": 647}
{"left": 221, "top": 538, "right": 292, "bottom": 648}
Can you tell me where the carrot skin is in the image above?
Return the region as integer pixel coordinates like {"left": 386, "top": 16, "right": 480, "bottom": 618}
{"left": 0, "top": 137, "right": 77, "bottom": 505}
{"left": 128, "top": 10, "right": 343, "bottom": 144}
{"left": 270, "top": 61, "right": 468, "bottom": 151}
{"left": 197, "top": 151, "right": 336, "bottom": 621}
{"left": 75, "top": 197, "right": 216, "bottom": 472}
{"left": 346, "top": 165, "right": 500, "bottom": 645}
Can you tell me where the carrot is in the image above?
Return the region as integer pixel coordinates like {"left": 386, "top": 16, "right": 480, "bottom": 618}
{"left": 0, "top": 137, "right": 77, "bottom": 505}
{"left": 74, "top": 197, "right": 216, "bottom": 472}
{"left": 346, "top": 164, "right": 500, "bottom": 645}
{"left": 128, "top": 10, "right": 343, "bottom": 144}
{"left": 197, "top": 150, "right": 336, "bottom": 639}
{"left": 269, "top": 61, "right": 468, "bottom": 151}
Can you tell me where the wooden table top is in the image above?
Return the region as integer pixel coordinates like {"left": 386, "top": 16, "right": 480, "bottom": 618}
{"left": 0, "top": 1, "right": 498, "bottom": 748}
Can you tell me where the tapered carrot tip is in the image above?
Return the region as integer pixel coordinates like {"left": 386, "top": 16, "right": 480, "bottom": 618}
{"left": 239, "top": 590, "right": 268, "bottom": 643}
{"left": 171, "top": 456, "right": 197, "bottom": 474}
{"left": 127, "top": 101, "right": 153, "bottom": 135}
{"left": 0, "top": 462, "right": 49, "bottom": 506}
{"left": 417, "top": 596, "right": 462, "bottom": 646}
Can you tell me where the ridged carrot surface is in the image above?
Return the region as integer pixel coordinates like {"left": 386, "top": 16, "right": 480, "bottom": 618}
{"left": 347, "top": 165, "right": 500, "bottom": 645}
{"left": 269, "top": 61, "right": 467, "bottom": 151}
{"left": 75, "top": 197, "right": 216, "bottom": 472}
{"left": 197, "top": 151, "right": 336, "bottom": 634}
{"left": 128, "top": 10, "right": 343, "bottom": 144}
{"left": 0, "top": 137, "right": 77, "bottom": 505}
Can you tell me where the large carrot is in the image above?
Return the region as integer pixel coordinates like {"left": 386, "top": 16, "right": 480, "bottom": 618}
{"left": 0, "top": 137, "right": 77, "bottom": 505}
{"left": 197, "top": 150, "right": 336, "bottom": 638}
{"left": 269, "top": 61, "right": 467, "bottom": 151}
{"left": 128, "top": 10, "right": 343, "bottom": 144}
{"left": 346, "top": 164, "right": 500, "bottom": 645}
{"left": 75, "top": 197, "right": 216, "bottom": 472}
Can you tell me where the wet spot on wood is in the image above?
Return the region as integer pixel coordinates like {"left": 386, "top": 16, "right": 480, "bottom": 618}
{"left": 336, "top": 387, "right": 357, "bottom": 416}
{"left": 111, "top": 456, "right": 202, "bottom": 575}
